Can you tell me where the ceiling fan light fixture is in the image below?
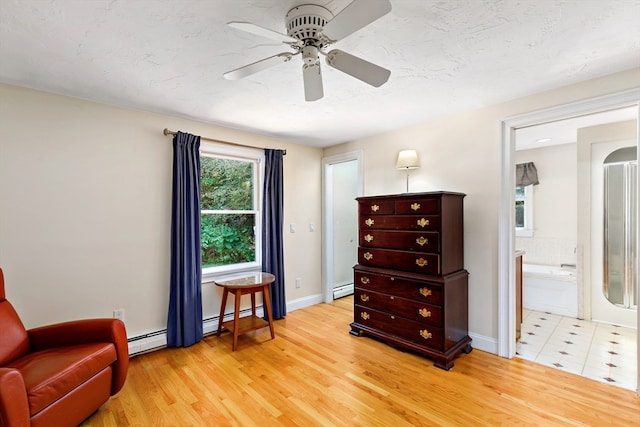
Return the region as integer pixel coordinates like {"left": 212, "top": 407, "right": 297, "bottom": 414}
{"left": 224, "top": 0, "right": 392, "bottom": 100}
{"left": 302, "top": 45, "right": 320, "bottom": 64}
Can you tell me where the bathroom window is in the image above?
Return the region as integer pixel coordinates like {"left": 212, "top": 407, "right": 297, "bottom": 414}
{"left": 515, "top": 185, "right": 534, "bottom": 237}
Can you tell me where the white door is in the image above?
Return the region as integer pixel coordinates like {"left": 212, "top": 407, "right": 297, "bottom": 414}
{"left": 322, "top": 151, "right": 363, "bottom": 302}
{"left": 331, "top": 160, "right": 358, "bottom": 294}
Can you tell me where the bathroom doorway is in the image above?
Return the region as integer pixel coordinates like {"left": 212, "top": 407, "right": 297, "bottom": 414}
{"left": 498, "top": 88, "right": 640, "bottom": 396}
{"left": 322, "top": 151, "right": 363, "bottom": 303}
{"left": 513, "top": 109, "right": 638, "bottom": 390}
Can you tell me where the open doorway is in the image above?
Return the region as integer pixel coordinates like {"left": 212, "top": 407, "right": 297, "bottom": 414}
{"left": 498, "top": 88, "right": 640, "bottom": 396}
{"left": 513, "top": 108, "right": 637, "bottom": 390}
{"left": 322, "top": 151, "right": 363, "bottom": 303}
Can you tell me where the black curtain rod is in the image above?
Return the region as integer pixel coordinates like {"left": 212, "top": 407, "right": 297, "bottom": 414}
{"left": 162, "top": 128, "right": 286, "bottom": 155}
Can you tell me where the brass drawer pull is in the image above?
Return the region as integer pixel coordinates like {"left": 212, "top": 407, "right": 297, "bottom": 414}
{"left": 360, "top": 276, "right": 370, "bottom": 285}
{"left": 361, "top": 312, "right": 370, "bottom": 320}
{"left": 419, "top": 329, "right": 433, "bottom": 340}
{"left": 371, "top": 204, "right": 380, "bottom": 212}
{"left": 411, "top": 202, "right": 421, "bottom": 211}
{"left": 360, "top": 294, "right": 370, "bottom": 302}
{"left": 364, "top": 234, "right": 374, "bottom": 242}
{"left": 419, "top": 287, "right": 432, "bottom": 297}
{"left": 364, "top": 252, "right": 373, "bottom": 261}
{"left": 419, "top": 308, "right": 432, "bottom": 318}
{"left": 365, "top": 218, "right": 374, "bottom": 227}
{"left": 417, "top": 218, "right": 429, "bottom": 227}
{"left": 416, "top": 258, "right": 428, "bottom": 267}
{"left": 416, "top": 236, "right": 428, "bottom": 246}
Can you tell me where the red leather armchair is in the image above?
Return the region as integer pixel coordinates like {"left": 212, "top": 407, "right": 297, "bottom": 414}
{"left": 0, "top": 268, "right": 129, "bottom": 427}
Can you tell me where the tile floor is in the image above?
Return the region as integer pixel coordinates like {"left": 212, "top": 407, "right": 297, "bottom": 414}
{"left": 516, "top": 309, "right": 637, "bottom": 391}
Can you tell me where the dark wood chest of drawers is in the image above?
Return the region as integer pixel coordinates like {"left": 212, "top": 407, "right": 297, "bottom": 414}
{"left": 350, "top": 192, "right": 472, "bottom": 370}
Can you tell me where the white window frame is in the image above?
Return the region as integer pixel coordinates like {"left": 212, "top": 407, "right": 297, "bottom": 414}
{"left": 200, "top": 142, "right": 264, "bottom": 282}
{"left": 515, "top": 184, "right": 534, "bottom": 237}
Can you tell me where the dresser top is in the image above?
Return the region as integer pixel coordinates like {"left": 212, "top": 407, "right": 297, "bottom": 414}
{"left": 357, "top": 191, "right": 465, "bottom": 201}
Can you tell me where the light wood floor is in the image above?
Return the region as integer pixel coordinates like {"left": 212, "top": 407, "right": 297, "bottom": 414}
{"left": 84, "top": 296, "right": 639, "bottom": 426}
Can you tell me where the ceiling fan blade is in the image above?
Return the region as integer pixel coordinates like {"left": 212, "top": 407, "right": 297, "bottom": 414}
{"left": 320, "top": 0, "right": 391, "bottom": 42}
{"left": 228, "top": 22, "right": 302, "bottom": 46}
{"left": 224, "top": 52, "right": 294, "bottom": 80}
{"left": 303, "top": 62, "right": 323, "bottom": 101}
{"left": 325, "top": 49, "right": 390, "bottom": 87}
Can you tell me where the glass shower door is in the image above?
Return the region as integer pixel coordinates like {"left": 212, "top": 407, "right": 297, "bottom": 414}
{"left": 603, "top": 148, "right": 637, "bottom": 310}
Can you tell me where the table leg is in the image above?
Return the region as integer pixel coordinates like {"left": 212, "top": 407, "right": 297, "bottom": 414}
{"left": 262, "top": 284, "right": 275, "bottom": 339}
{"left": 251, "top": 292, "right": 256, "bottom": 316}
{"left": 232, "top": 289, "right": 242, "bottom": 351}
{"left": 217, "top": 288, "right": 229, "bottom": 336}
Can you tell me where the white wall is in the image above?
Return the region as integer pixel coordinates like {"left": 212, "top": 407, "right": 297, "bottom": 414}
{"left": 323, "top": 68, "right": 640, "bottom": 345}
{"left": 0, "top": 83, "right": 323, "bottom": 337}
{"left": 515, "top": 143, "right": 577, "bottom": 265}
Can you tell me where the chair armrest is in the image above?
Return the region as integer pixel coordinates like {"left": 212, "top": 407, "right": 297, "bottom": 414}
{"left": 28, "top": 319, "right": 129, "bottom": 394}
{"left": 0, "top": 368, "right": 30, "bottom": 427}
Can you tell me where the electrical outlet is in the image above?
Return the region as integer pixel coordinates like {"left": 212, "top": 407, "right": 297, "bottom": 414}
{"left": 113, "top": 308, "right": 125, "bottom": 322}
{"left": 295, "top": 277, "right": 301, "bottom": 288}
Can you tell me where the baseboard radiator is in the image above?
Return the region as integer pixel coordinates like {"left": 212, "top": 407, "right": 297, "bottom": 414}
{"left": 127, "top": 306, "right": 264, "bottom": 356}
{"left": 333, "top": 283, "right": 354, "bottom": 300}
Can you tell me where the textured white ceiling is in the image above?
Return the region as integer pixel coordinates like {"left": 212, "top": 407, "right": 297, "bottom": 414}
{"left": 1, "top": 0, "right": 639, "bottom": 147}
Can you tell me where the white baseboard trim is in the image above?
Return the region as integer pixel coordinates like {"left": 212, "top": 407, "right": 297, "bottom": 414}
{"left": 128, "top": 294, "right": 324, "bottom": 357}
{"left": 128, "top": 295, "right": 500, "bottom": 360}
{"left": 468, "top": 332, "right": 498, "bottom": 355}
{"left": 127, "top": 306, "right": 265, "bottom": 356}
{"left": 286, "top": 293, "right": 324, "bottom": 312}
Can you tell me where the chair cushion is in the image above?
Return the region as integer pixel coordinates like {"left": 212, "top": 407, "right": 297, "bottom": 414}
{"left": 6, "top": 342, "right": 116, "bottom": 415}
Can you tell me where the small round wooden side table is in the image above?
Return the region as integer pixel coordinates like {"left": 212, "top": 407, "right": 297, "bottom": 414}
{"left": 214, "top": 272, "right": 276, "bottom": 351}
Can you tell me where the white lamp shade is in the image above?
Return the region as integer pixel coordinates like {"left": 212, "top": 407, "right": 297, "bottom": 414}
{"left": 396, "top": 149, "right": 420, "bottom": 169}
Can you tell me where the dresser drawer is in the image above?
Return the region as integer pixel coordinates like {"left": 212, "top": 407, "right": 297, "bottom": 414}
{"left": 395, "top": 198, "right": 439, "bottom": 215}
{"left": 354, "top": 269, "right": 444, "bottom": 305}
{"left": 358, "top": 247, "right": 440, "bottom": 275}
{"left": 354, "top": 305, "right": 444, "bottom": 350}
{"left": 358, "top": 200, "right": 394, "bottom": 215}
{"left": 359, "top": 215, "right": 440, "bottom": 231}
{"left": 359, "top": 230, "right": 439, "bottom": 252}
{"left": 355, "top": 288, "right": 443, "bottom": 326}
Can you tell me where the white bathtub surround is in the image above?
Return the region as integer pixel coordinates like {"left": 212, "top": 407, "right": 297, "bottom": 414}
{"left": 523, "top": 263, "right": 578, "bottom": 317}
{"left": 517, "top": 309, "right": 637, "bottom": 391}
{"left": 515, "top": 237, "right": 576, "bottom": 266}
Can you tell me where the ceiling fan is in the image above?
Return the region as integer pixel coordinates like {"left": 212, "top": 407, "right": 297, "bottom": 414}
{"left": 223, "top": 0, "right": 392, "bottom": 101}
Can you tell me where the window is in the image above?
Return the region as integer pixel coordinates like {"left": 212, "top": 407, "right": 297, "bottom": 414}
{"left": 515, "top": 185, "right": 534, "bottom": 237}
{"left": 200, "top": 144, "right": 263, "bottom": 279}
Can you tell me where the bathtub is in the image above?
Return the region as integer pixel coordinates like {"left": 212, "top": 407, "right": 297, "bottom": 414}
{"left": 522, "top": 263, "right": 578, "bottom": 317}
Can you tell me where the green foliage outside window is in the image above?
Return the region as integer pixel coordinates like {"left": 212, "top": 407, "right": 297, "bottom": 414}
{"left": 200, "top": 156, "right": 256, "bottom": 268}
{"left": 201, "top": 157, "right": 254, "bottom": 210}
